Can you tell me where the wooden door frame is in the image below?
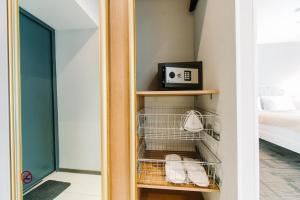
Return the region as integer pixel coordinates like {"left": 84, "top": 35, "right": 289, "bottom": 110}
{"left": 101, "top": 0, "right": 136, "bottom": 199}
{"left": 103, "top": 0, "right": 136, "bottom": 199}
{"left": 128, "top": 0, "right": 136, "bottom": 198}
{"left": 7, "top": 0, "right": 23, "bottom": 199}
{"left": 99, "top": 0, "right": 109, "bottom": 199}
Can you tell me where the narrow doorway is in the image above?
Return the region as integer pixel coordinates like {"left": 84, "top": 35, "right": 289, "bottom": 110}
{"left": 256, "top": 1, "right": 300, "bottom": 199}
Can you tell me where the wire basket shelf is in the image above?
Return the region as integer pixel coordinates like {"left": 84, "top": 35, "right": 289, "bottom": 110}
{"left": 138, "top": 107, "right": 217, "bottom": 141}
{"left": 137, "top": 139, "right": 220, "bottom": 191}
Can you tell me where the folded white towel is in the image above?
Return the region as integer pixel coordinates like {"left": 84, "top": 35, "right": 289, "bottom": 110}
{"left": 165, "top": 154, "right": 187, "bottom": 184}
{"left": 183, "top": 158, "right": 209, "bottom": 187}
{"left": 165, "top": 154, "right": 181, "bottom": 161}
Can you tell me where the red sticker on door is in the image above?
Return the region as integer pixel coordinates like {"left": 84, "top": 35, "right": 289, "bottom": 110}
{"left": 22, "top": 171, "right": 33, "bottom": 184}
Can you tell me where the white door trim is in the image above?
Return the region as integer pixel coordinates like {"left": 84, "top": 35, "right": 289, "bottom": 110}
{"left": 0, "top": 0, "right": 12, "bottom": 199}
{"left": 235, "top": 0, "right": 260, "bottom": 199}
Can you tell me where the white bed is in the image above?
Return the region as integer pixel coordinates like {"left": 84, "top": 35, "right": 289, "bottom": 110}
{"left": 259, "top": 110, "right": 300, "bottom": 154}
{"left": 259, "top": 86, "right": 300, "bottom": 154}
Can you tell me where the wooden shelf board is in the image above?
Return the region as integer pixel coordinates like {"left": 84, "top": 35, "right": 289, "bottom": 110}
{"left": 137, "top": 183, "right": 219, "bottom": 193}
{"left": 136, "top": 90, "right": 219, "bottom": 96}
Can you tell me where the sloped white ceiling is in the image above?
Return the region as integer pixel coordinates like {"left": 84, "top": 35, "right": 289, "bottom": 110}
{"left": 75, "top": 0, "right": 99, "bottom": 26}
{"left": 257, "top": 0, "right": 300, "bottom": 44}
{"left": 20, "top": 0, "right": 99, "bottom": 30}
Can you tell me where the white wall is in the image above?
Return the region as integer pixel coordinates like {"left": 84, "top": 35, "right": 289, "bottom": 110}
{"left": 257, "top": 0, "right": 300, "bottom": 44}
{"left": 258, "top": 42, "right": 300, "bottom": 96}
{"left": 194, "top": 0, "right": 238, "bottom": 199}
{"left": 75, "top": 0, "right": 99, "bottom": 26}
{"left": 193, "top": 0, "right": 207, "bottom": 59}
{"left": 0, "top": 1, "right": 11, "bottom": 199}
{"left": 136, "top": 0, "right": 194, "bottom": 91}
{"left": 20, "top": 0, "right": 98, "bottom": 30}
{"left": 235, "top": 0, "right": 259, "bottom": 199}
{"left": 56, "top": 28, "right": 101, "bottom": 171}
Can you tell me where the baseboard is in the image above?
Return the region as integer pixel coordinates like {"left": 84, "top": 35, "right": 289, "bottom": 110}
{"left": 58, "top": 168, "right": 101, "bottom": 175}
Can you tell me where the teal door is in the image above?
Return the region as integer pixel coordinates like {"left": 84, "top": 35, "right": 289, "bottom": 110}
{"left": 20, "top": 9, "right": 57, "bottom": 191}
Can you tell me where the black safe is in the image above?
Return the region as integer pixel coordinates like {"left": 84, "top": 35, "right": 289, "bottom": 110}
{"left": 158, "top": 62, "right": 203, "bottom": 90}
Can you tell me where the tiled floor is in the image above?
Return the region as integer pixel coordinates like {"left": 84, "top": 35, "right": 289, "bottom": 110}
{"left": 260, "top": 140, "right": 300, "bottom": 200}
{"left": 25, "top": 172, "right": 101, "bottom": 200}
{"left": 23, "top": 142, "right": 300, "bottom": 200}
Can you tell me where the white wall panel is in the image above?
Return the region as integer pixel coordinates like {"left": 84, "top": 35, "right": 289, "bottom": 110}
{"left": 136, "top": 0, "right": 194, "bottom": 91}
{"left": 20, "top": 0, "right": 98, "bottom": 30}
{"left": 56, "top": 29, "right": 101, "bottom": 171}
{"left": 258, "top": 42, "right": 300, "bottom": 96}
{"left": 194, "top": 0, "right": 239, "bottom": 199}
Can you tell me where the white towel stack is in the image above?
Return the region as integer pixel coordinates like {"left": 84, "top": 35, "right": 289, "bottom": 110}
{"left": 164, "top": 154, "right": 210, "bottom": 187}
{"left": 165, "top": 154, "right": 186, "bottom": 184}
{"left": 183, "top": 158, "right": 209, "bottom": 187}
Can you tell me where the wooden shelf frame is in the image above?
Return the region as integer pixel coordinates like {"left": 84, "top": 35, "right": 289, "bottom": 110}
{"left": 135, "top": 90, "right": 221, "bottom": 198}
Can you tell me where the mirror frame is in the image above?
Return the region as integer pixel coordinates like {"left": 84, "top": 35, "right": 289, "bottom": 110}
{"left": 7, "top": 0, "right": 23, "bottom": 199}
{"left": 7, "top": 0, "right": 110, "bottom": 199}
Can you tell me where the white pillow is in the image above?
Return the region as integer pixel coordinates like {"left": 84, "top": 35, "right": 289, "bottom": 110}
{"left": 257, "top": 97, "right": 263, "bottom": 111}
{"left": 293, "top": 97, "right": 300, "bottom": 109}
{"left": 261, "top": 96, "right": 296, "bottom": 111}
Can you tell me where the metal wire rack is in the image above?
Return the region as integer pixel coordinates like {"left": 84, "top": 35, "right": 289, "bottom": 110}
{"left": 137, "top": 139, "right": 221, "bottom": 190}
{"left": 137, "top": 107, "right": 217, "bottom": 140}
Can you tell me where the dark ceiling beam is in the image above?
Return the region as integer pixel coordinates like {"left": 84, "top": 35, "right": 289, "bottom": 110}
{"left": 189, "top": 0, "right": 198, "bottom": 12}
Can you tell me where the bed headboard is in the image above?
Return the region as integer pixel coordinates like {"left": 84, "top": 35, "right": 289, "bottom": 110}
{"left": 259, "top": 86, "right": 285, "bottom": 96}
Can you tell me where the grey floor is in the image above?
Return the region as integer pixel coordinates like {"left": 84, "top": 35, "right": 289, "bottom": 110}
{"left": 260, "top": 139, "right": 300, "bottom": 200}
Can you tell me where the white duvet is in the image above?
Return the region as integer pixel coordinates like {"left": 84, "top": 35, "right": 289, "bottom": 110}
{"left": 259, "top": 110, "right": 300, "bottom": 132}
